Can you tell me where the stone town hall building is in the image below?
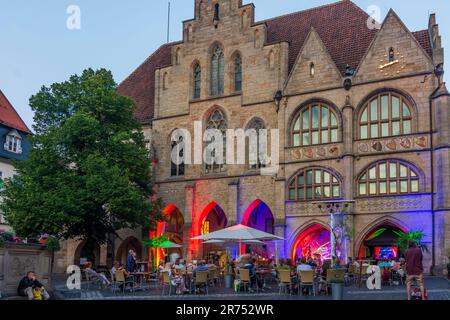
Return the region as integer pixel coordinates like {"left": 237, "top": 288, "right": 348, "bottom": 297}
{"left": 57, "top": 0, "right": 450, "bottom": 274}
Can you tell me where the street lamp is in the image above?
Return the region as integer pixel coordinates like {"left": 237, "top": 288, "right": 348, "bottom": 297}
{"left": 313, "top": 200, "right": 355, "bottom": 267}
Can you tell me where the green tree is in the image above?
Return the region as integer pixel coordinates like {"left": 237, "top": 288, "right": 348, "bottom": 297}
{"left": 1, "top": 68, "right": 163, "bottom": 260}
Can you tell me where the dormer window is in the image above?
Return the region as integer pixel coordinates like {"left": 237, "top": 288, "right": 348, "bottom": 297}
{"left": 4, "top": 130, "right": 22, "bottom": 154}
{"left": 389, "top": 47, "right": 395, "bottom": 62}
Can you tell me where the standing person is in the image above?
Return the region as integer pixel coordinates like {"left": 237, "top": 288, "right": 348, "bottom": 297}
{"left": 17, "top": 271, "right": 50, "bottom": 300}
{"left": 126, "top": 249, "right": 137, "bottom": 273}
{"left": 404, "top": 241, "right": 425, "bottom": 300}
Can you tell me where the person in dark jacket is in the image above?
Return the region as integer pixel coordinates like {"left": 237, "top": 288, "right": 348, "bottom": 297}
{"left": 126, "top": 249, "right": 137, "bottom": 273}
{"left": 17, "top": 271, "right": 50, "bottom": 300}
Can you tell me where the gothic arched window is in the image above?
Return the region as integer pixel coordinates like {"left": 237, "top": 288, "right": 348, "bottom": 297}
{"left": 171, "top": 136, "right": 185, "bottom": 177}
{"left": 246, "top": 117, "right": 265, "bottom": 170}
{"left": 291, "top": 102, "right": 339, "bottom": 147}
{"left": 193, "top": 63, "right": 201, "bottom": 99}
{"left": 357, "top": 160, "right": 420, "bottom": 196}
{"left": 234, "top": 54, "right": 242, "bottom": 92}
{"left": 288, "top": 168, "right": 341, "bottom": 201}
{"left": 205, "top": 109, "right": 227, "bottom": 173}
{"left": 211, "top": 46, "right": 224, "bottom": 96}
{"left": 359, "top": 92, "right": 412, "bottom": 139}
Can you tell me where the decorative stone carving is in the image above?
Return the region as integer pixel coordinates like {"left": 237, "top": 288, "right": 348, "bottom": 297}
{"left": 356, "top": 135, "right": 428, "bottom": 155}
{"left": 289, "top": 144, "right": 341, "bottom": 161}
{"left": 356, "top": 195, "right": 430, "bottom": 213}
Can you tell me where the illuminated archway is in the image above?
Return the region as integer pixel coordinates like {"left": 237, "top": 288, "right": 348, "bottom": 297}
{"left": 291, "top": 224, "right": 331, "bottom": 264}
{"left": 191, "top": 202, "right": 227, "bottom": 259}
{"left": 116, "top": 237, "right": 142, "bottom": 265}
{"left": 74, "top": 241, "right": 101, "bottom": 267}
{"left": 150, "top": 204, "right": 185, "bottom": 267}
{"left": 357, "top": 220, "right": 408, "bottom": 260}
{"left": 241, "top": 200, "right": 274, "bottom": 258}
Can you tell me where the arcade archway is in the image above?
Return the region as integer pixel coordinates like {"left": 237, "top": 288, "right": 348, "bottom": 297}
{"left": 116, "top": 236, "right": 142, "bottom": 265}
{"left": 191, "top": 202, "right": 228, "bottom": 259}
{"left": 152, "top": 204, "right": 185, "bottom": 266}
{"left": 74, "top": 241, "right": 101, "bottom": 267}
{"left": 242, "top": 200, "right": 275, "bottom": 259}
{"left": 358, "top": 222, "right": 407, "bottom": 260}
{"left": 291, "top": 224, "right": 331, "bottom": 264}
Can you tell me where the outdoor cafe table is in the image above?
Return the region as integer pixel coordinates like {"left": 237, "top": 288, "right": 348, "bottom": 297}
{"left": 129, "top": 272, "right": 154, "bottom": 291}
{"left": 256, "top": 269, "right": 273, "bottom": 288}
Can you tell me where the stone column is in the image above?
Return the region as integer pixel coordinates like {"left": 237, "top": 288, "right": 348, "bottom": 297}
{"left": 342, "top": 96, "right": 354, "bottom": 200}
{"left": 184, "top": 182, "right": 195, "bottom": 259}
{"left": 227, "top": 179, "right": 239, "bottom": 225}
{"left": 432, "top": 84, "right": 450, "bottom": 274}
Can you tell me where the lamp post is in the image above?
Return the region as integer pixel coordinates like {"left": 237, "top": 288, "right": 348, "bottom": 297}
{"left": 313, "top": 200, "right": 355, "bottom": 268}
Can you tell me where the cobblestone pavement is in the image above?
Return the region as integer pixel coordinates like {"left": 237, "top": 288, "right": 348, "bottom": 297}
{"left": 50, "top": 275, "right": 449, "bottom": 301}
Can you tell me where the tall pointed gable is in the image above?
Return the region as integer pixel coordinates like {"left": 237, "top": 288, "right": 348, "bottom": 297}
{"left": 284, "top": 28, "right": 342, "bottom": 95}
{"left": 354, "top": 9, "right": 434, "bottom": 83}
{"left": 0, "top": 89, "right": 31, "bottom": 134}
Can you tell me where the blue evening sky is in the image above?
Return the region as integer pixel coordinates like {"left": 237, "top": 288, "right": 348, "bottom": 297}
{"left": 0, "top": 1, "right": 448, "bottom": 129}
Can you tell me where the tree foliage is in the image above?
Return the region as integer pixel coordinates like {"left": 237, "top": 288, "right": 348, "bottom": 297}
{"left": 2, "top": 69, "right": 163, "bottom": 255}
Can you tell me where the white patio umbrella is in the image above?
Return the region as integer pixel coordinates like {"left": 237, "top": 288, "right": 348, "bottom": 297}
{"left": 192, "top": 224, "right": 284, "bottom": 241}
{"left": 193, "top": 224, "right": 283, "bottom": 260}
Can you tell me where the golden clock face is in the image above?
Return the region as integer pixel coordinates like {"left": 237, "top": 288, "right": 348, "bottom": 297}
{"left": 378, "top": 50, "right": 406, "bottom": 77}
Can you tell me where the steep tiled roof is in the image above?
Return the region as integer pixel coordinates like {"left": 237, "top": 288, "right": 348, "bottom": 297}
{"left": 118, "top": 43, "right": 176, "bottom": 124}
{"left": 119, "top": 0, "right": 432, "bottom": 124}
{"left": 265, "top": 0, "right": 378, "bottom": 74}
{"left": 412, "top": 30, "right": 433, "bottom": 58}
{"left": 0, "top": 89, "right": 31, "bottom": 134}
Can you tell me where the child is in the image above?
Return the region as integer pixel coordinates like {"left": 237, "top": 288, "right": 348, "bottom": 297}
{"left": 32, "top": 286, "right": 43, "bottom": 300}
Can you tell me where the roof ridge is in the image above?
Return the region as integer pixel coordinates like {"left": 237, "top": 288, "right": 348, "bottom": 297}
{"left": 0, "top": 89, "right": 32, "bottom": 134}
{"left": 258, "top": 0, "right": 361, "bottom": 24}
{"left": 118, "top": 41, "right": 181, "bottom": 87}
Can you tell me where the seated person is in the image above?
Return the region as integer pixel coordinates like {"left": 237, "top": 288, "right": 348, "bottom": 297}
{"left": 345, "top": 257, "right": 353, "bottom": 272}
{"left": 244, "top": 258, "right": 263, "bottom": 290}
{"left": 333, "top": 258, "right": 343, "bottom": 269}
{"left": 193, "top": 260, "right": 209, "bottom": 273}
{"left": 296, "top": 258, "right": 313, "bottom": 273}
{"left": 111, "top": 261, "right": 130, "bottom": 277}
{"left": 307, "top": 257, "right": 317, "bottom": 268}
{"left": 85, "top": 261, "right": 110, "bottom": 286}
{"left": 18, "top": 271, "right": 50, "bottom": 300}
{"left": 378, "top": 258, "right": 391, "bottom": 268}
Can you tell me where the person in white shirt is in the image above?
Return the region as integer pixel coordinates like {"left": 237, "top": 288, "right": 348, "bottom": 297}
{"left": 296, "top": 258, "right": 313, "bottom": 273}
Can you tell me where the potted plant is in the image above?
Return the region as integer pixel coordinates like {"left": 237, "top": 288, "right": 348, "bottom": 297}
{"left": 393, "top": 230, "right": 429, "bottom": 254}
{"left": 38, "top": 233, "right": 50, "bottom": 245}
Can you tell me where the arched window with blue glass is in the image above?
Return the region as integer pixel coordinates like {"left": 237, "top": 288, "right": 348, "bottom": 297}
{"left": 288, "top": 167, "right": 341, "bottom": 201}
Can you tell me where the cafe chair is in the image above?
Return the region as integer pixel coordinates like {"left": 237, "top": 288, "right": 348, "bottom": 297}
{"left": 238, "top": 268, "right": 253, "bottom": 293}
{"left": 83, "top": 270, "right": 102, "bottom": 291}
{"left": 161, "top": 271, "right": 176, "bottom": 296}
{"left": 114, "top": 270, "right": 135, "bottom": 294}
{"left": 277, "top": 269, "right": 293, "bottom": 295}
{"left": 192, "top": 271, "right": 209, "bottom": 295}
{"left": 299, "top": 270, "right": 316, "bottom": 296}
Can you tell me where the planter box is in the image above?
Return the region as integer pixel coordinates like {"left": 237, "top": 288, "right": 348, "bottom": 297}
{"left": 0, "top": 243, "right": 52, "bottom": 296}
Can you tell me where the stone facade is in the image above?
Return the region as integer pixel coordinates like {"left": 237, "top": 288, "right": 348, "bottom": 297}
{"left": 64, "top": 1, "right": 450, "bottom": 275}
